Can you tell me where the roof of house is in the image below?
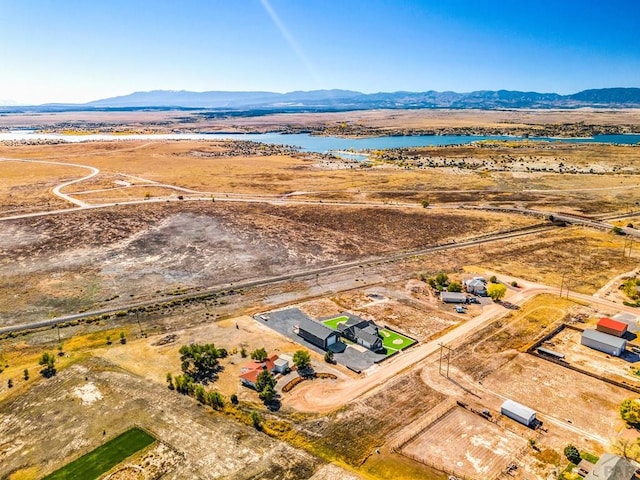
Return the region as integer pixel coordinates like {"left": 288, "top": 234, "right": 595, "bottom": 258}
{"left": 240, "top": 355, "right": 278, "bottom": 384}
{"left": 582, "top": 329, "right": 627, "bottom": 349}
{"left": 501, "top": 399, "right": 536, "bottom": 421}
{"left": 298, "top": 317, "right": 339, "bottom": 340}
{"left": 354, "top": 326, "right": 381, "bottom": 345}
{"left": 598, "top": 317, "right": 628, "bottom": 333}
{"left": 585, "top": 453, "right": 636, "bottom": 480}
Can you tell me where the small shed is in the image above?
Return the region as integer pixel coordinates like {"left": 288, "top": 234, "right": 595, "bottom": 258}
{"left": 597, "top": 317, "right": 628, "bottom": 337}
{"left": 441, "top": 292, "right": 467, "bottom": 304}
{"left": 500, "top": 399, "right": 536, "bottom": 427}
{"left": 581, "top": 329, "right": 627, "bottom": 357}
{"left": 273, "top": 357, "right": 289, "bottom": 374}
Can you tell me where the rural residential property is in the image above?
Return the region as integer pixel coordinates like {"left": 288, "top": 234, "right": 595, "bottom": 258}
{"left": 2, "top": 3, "right": 640, "bottom": 479}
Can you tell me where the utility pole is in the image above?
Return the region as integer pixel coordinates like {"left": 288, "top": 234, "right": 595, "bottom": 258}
{"left": 438, "top": 343, "right": 453, "bottom": 378}
{"left": 623, "top": 238, "right": 634, "bottom": 258}
{"left": 559, "top": 272, "right": 566, "bottom": 298}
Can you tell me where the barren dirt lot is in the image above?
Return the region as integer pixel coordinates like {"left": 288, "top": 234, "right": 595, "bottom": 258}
{"left": 402, "top": 407, "right": 528, "bottom": 480}
{"left": 483, "top": 353, "right": 631, "bottom": 443}
{"left": 542, "top": 326, "right": 640, "bottom": 385}
{"left": 328, "top": 285, "right": 461, "bottom": 341}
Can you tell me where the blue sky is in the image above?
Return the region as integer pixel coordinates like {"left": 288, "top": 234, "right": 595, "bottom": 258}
{"left": 1, "top": 0, "right": 638, "bottom": 104}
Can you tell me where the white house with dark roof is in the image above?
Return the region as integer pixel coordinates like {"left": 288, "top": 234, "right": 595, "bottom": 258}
{"left": 338, "top": 317, "right": 384, "bottom": 352}
{"left": 584, "top": 453, "right": 636, "bottom": 480}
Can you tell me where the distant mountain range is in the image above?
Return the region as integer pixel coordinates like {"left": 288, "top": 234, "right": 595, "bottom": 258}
{"left": 3, "top": 87, "right": 640, "bottom": 112}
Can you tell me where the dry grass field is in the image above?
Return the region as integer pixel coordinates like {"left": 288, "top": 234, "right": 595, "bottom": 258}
{"left": 3, "top": 108, "right": 640, "bottom": 135}
{"left": 471, "top": 229, "right": 637, "bottom": 294}
{"left": 0, "top": 201, "right": 536, "bottom": 326}
{"left": 1, "top": 139, "right": 639, "bottom": 212}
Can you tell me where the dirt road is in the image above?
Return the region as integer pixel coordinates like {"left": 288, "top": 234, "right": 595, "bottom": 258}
{"left": 286, "top": 273, "right": 640, "bottom": 413}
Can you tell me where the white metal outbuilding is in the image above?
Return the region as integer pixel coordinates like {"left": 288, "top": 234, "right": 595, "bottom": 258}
{"left": 581, "top": 329, "right": 627, "bottom": 357}
{"left": 500, "top": 399, "right": 536, "bottom": 427}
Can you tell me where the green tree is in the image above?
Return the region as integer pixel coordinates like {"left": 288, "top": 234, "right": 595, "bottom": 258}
{"left": 447, "top": 281, "right": 462, "bottom": 292}
{"left": 620, "top": 399, "right": 640, "bottom": 425}
{"left": 487, "top": 283, "right": 507, "bottom": 301}
{"left": 230, "top": 393, "right": 239, "bottom": 405}
{"left": 179, "top": 343, "right": 222, "bottom": 383}
{"left": 23, "top": 368, "right": 29, "bottom": 381}
{"left": 324, "top": 350, "right": 335, "bottom": 364}
{"left": 240, "top": 347, "right": 247, "bottom": 358}
{"left": 613, "top": 226, "right": 625, "bottom": 235}
{"left": 623, "top": 279, "right": 639, "bottom": 300}
{"left": 166, "top": 372, "right": 175, "bottom": 390}
{"left": 251, "top": 410, "right": 262, "bottom": 430}
{"left": 7, "top": 379, "right": 13, "bottom": 388}
{"left": 119, "top": 332, "right": 126, "bottom": 344}
{"left": 421, "top": 200, "right": 429, "bottom": 208}
{"left": 250, "top": 348, "right": 268, "bottom": 362}
{"left": 38, "top": 352, "right": 56, "bottom": 378}
{"left": 259, "top": 383, "right": 276, "bottom": 403}
{"left": 435, "top": 272, "right": 449, "bottom": 287}
{"left": 293, "top": 350, "right": 312, "bottom": 370}
{"left": 564, "top": 444, "right": 581, "bottom": 464}
{"left": 194, "top": 384, "right": 206, "bottom": 404}
{"left": 106, "top": 335, "right": 112, "bottom": 345}
{"left": 489, "top": 275, "right": 498, "bottom": 283}
{"left": 255, "top": 369, "right": 276, "bottom": 393}
{"left": 207, "top": 391, "right": 225, "bottom": 410}
{"left": 57, "top": 344, "right": 64, "bottom": 356}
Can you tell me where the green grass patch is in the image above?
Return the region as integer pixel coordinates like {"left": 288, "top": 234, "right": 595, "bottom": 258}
{"left": 43, "top": 427, "right": 156, "bottom": 480}
{"left": 379, "top": 329, "right": 416, "bottom": 355}
{"left": 580, "top": 451, "right": 599, "bottom": 464}
{"left": 322, "top": 316, "right": 349, "bottom": 330}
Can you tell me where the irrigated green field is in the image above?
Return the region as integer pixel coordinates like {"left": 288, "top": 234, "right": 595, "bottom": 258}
{"left": 43, "top": 427, "right": 156, "bottom": 480}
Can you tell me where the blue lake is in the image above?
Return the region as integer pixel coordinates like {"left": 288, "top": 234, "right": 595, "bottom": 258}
{"left": 1, "top": 131, "right": 639, "bottom": 154}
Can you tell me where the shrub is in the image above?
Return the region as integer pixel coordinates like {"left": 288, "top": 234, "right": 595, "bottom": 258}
{"left": 564, "top": 444, "right": 581, "bottom": 464}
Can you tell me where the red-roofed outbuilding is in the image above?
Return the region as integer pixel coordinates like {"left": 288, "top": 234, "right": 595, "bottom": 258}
{"left": 596, "top": 317, "right": 628, "bottom": 337}
{"left": 239, "top": 355, "right": 279, "bottom": 389}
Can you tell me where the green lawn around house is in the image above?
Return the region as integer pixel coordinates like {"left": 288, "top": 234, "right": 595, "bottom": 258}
{"left": 43, "top": 427, "right": 156, "bottom": 480}
{"left": 322, "top": 316, "right": 349, "bottom": 330}
{"left": 380, "top": 328, "right": 416, "bottom": 354}
{"left": 322, "top": 315, "right": 416, "bottom": 356}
